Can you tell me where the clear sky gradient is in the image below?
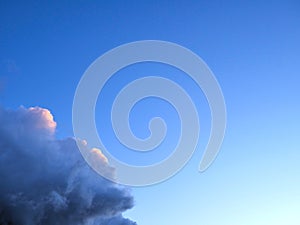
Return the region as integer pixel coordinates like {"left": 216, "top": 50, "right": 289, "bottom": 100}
{"left": 1, "top": 1, "right": 300, "bottom": 224}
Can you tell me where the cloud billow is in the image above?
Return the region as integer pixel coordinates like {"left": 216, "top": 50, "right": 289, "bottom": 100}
{"left": 0, "top": 106, "right": 137, "bottom": 225}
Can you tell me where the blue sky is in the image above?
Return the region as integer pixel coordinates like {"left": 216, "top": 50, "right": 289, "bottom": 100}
{"left": 1, "top": 1, "right": 300, "bottom": 224}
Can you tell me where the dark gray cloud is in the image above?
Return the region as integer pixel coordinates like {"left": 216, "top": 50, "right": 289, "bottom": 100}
{"left": 0, "top": 106, "right": 137, "bottom": 225}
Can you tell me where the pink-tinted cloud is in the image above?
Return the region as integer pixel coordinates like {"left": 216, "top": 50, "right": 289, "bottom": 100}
{"left": 0, "top": 106, "right": 136, "bottom": 225}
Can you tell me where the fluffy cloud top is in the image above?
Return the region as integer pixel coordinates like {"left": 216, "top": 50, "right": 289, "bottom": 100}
{"left": 0, "top": 106, "right": 137, "bottom": 225}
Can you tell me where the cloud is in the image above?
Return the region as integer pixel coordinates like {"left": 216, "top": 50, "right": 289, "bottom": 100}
{"left": 0, "top": 106, "right": 137, "bottom": 225}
